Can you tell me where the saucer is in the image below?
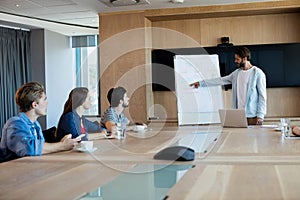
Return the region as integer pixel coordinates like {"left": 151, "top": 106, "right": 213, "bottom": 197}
{"left": 284, "top": 135, "right": 300, "bottom": 140}
{"left": 273, "top": 127, "right": 281, "bottom": 131}
{"left": 133, "top": 129, "right": 147, "bottom": 133}
{"left": 75, "top": 147, "right": 97, "bottom": 152}
{"left": 105, "top": 135, "right": 116, "bottom": 139}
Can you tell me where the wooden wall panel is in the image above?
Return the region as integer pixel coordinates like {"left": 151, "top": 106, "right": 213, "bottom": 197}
{"left": 151, "top": 19, "right": 201, "bottom": 49}
{"left": 149, "top": 13, "right": 300, "bottom": 48}
{"left": 200, "top": 13, "right": 300, "bottom": 46}
{"left": 145, "top": 0, "right": 300, "bottom": 20}
{"left": 152, "top": 88, "right": 300, "bottom": 119}
{"left": 150, "top": 13, "right": 300, "bottom": 119}
{"left": 99, "top": 2, "right": 300, "bottom": 122}
{"left": 99, "top": 11, "right": 145, "bottom": 40}
{"left": 153, "top": 91, "right": 178, "bottom": 120}
{"left": 99, "top": 11, "right": 147, "bottom": 122}
{"left": 267, "top": 88, "right": 300, "bottom": 117}
{"left": 222, "top": 89, "right": 300, "bottom": 117}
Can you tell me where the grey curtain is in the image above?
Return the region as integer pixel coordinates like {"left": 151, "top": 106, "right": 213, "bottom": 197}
{"left": 0, "top": 27, "right": 31, "bottom": 132}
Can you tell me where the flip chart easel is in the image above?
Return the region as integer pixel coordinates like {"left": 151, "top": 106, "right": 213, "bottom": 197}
{"left": 174, "top": 55, "right": 224, "bottom": 125}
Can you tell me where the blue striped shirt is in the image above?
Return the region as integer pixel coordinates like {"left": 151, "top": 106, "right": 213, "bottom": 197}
{"left": 101, "top": 107, "right": 129, "bottom": 128}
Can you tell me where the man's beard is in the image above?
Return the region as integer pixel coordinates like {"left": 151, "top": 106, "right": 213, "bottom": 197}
{"left": 122, "top": 103, "right": 129, "bottom": 108}
{"left": 238, "top": 61, "right": 245, "bottom": 68}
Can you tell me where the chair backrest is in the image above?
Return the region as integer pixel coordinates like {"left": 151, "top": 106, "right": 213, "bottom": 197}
{"left": 42, "top": 126, "right": 58, "bottom": 143}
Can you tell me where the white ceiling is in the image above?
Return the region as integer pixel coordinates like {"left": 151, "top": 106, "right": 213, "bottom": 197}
{"left": 0, "top": 0, "right": 276, "bottom": 36}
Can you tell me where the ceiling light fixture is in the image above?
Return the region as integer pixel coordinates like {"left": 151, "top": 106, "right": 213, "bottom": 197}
{"left": 110, "top": 0, "right": 140, "bottom": 6}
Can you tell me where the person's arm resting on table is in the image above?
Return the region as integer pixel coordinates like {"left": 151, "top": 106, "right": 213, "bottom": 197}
{"left": 105, "top": 121, "right": 116, "bottom": 133}
{"left": 292, "top": 126, "right": 300, "bottom": 136}
{"left": 42, "top": 134, "right": 78, "bottom": 154}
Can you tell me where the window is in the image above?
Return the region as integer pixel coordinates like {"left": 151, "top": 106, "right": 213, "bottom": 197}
{"left": 72, "top": 35, "right": 99, "bottom": 116}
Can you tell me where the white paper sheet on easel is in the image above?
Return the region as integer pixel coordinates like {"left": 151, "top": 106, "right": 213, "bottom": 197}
{"left": 174, "top": 55, "right": 224, "bottom": 125}
{"left": 174, "top": 55, "right": 220, "bottom": 85}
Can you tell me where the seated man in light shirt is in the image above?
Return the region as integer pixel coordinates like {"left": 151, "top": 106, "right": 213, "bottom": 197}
{"left": 0, "top": 82, "right": 79, "bottom": 162}
{"left": 101, "top": 87, "right": 130, "bottom": 133}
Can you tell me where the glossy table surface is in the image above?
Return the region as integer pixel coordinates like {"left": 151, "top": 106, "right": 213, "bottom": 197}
{"left": 1, "top": 124, "right": 300, "bottom": 200}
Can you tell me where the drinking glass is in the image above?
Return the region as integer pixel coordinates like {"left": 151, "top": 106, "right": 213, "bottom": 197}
{"left": 116, "top": 123, "right": 126, "bottom": 140}
{"left": 280, "top": 118, "right": 291, "bottom": 137}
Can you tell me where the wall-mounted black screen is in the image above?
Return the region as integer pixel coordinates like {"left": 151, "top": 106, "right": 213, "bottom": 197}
{"left": 151, "top": 43, "right": 300, "bottom": 91}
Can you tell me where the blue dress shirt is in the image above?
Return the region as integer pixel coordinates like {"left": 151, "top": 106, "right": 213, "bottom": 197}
{"left": 0, "top": 112, "right": 44, "bottom": 162}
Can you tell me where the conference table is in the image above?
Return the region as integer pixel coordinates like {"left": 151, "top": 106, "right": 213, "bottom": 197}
{"left": 1, "top": 124, "right": 300, "bottom": 200}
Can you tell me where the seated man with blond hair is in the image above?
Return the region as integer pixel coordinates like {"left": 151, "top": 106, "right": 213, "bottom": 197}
{"left": 0, "top": 82, "right": 79, "bottom": 162}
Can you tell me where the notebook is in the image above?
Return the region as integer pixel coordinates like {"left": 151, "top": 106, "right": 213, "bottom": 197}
{"left": 218, "top": 109, "right": 248, "bottom": 128}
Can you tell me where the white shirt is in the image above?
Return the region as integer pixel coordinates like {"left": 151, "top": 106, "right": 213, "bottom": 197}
{"left": 237, "top": 67, "right": 254, "bottom": 109}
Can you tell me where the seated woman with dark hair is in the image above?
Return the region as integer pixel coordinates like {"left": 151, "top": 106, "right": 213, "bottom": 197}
{"left": 56, "top": 87, "right": 105, "bottom": 141}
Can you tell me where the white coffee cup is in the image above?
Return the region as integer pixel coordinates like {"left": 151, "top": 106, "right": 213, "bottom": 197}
{"left": 80, "top": 141, "right": 93, "bottom": 151}
{"left": 133, "top": 125, "right": 145, "bottom": 132}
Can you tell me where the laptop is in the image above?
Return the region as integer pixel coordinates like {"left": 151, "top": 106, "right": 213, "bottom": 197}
{"left": 218, "top": 109, "right": 248, "bottom": 128}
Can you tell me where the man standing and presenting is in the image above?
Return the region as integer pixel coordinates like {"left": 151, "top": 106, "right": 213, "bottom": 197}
{"left": 1, "top": 82, "right": 78, "bottom": 162}
{"left": 101, "top": 86, "right": 130, "bottom": 132}
{"left": 190, "top": 47, "right": 267, "bottom": 125}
